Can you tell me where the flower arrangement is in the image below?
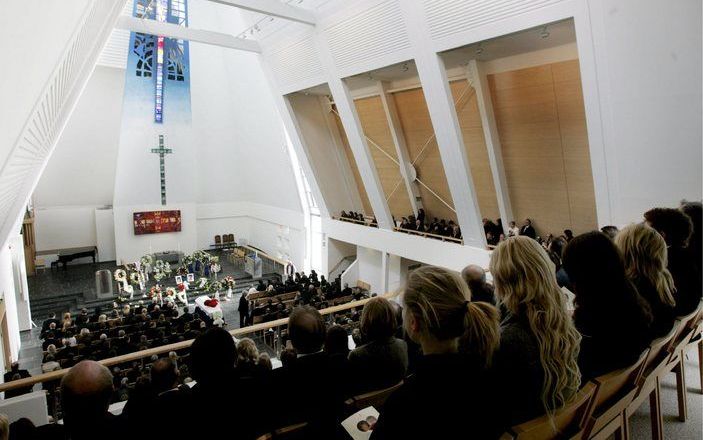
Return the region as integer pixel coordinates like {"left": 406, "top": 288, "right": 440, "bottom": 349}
{"left": 182, "top": 254, "right": 194, "bottom": 266}
{"left": 197, "top": 278, "right": 209, "bottom": 289}
{"left": 149, "top": 285, "right": 162, "bottom": 298}
{"left": 211, "top": 263, "right": 222, "bottom": 274}
{"left": 163, "top": 262, "right": 172, "bottom": 275}
{"left": 224, "top": 276, "right": 236, "bottom": 289}
{"left": 209, "top": 281, "right": 223, "bottom": 293}
{"left": 165, "top": 287, "right": 176, "bottom": 297}
{"left": 114, "top": 269, "right": 127, "bottom": 283}
{"left": 154, "top": 260, "right": 165, "bottom": 270}
{"left": 129, "top": 272, "right": 141, "bottom": 285}
{"left": 177, "top": 265, "right": 188, "bottom": 276}
{"left": 153, "top": 270, "right": 165, "bottom": 282}
{"left": 177, "top": 283, "right": 186, "bottom": 292}
{"left": 210, "top": 256, "right": 220, "bottom": 264}
{"left": 204, "top": 298, "right": 219, "bottom": 308}
{"left": 140, "top": 255, "right": 154, "bottom": 267}
{"left": 124, "top": 284, "right": 134, "bottom": 297}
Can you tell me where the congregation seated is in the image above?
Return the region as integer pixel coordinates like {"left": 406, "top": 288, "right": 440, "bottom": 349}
{"left": 489, "top": 236, "right": 581, "bottom": 429}
{"left": 644, "top": 207, "right": 703, "bottom": 315}
{"left": 615, "top": 223, "right": 677, "bottom": 339}
{"left": 562, "top": 231, "right": 654, "bottom": 381}
{"left": 371, "top": 266, "right": 500, "bottom": 439}
{"left": 460, "top": 264, "right": 495, "bottom": 305}
{"left": 397, "top": 209, "right": 462, "bottom": 240}
{"left": 348, "top": 297, "right": 407, "bottom": 395}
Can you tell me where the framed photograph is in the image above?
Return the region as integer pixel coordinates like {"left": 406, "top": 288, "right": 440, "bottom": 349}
{"left": 175, "top": 275, "right": 183, "bottom": 284}
{"left": 186, "top": 273, "right": 195, "bottom": 282}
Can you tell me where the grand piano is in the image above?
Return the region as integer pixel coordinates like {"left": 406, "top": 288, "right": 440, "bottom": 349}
{"left": 54, "top": 246, "right": 98, "bottom": 270}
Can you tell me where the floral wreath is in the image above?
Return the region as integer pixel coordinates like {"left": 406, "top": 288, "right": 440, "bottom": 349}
{"left": 209, "top": 281, "right": 223, "bottom": 292}
{"left": 223, "top": 276, "right": 236, "bottom": 289}
{"left": 114, "top": 269, "right": 127, "bottom": 283}
{"left": 154, "top": 260, "right": 165, "bottom": 270}
{"left": 153, "top": 270, "right": 165, "bottom": 282}
{"left": 129, "top": 272, "right": 141, "bottom": 285}
{"left": 149, "top": 285, "right": 162, "bottom": 298}
{"left": 165, "top": 287, "right": 176, "bottom": 297}
{"left": 211, "top": 263, "right": 222, "bottom": 274}
{"left": 140, "top": 255, "right": 154, "bottom": 267}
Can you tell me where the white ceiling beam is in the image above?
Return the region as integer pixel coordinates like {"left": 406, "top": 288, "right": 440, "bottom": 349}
{"left": 115, "top": 16, "right": 261, "bottom": 53}
{"left": 205, "top": 0, "right": 316, "bottom": 25}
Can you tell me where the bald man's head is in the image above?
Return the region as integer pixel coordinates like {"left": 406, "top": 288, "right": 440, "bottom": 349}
{"left": 288, "top": 306, "right": 326, "bottom": 354}
{"left": 461, "top": 265, "right": 486, "bottom": 286}
{"left": 61, "top": 360, "right": 113, "bottom": 429}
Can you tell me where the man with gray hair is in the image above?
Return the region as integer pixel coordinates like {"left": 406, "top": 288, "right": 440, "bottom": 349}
{"left": 461, "top": 264, "right": 496, "bottom": 305}
{"left": 59, "top": 360, "right": 125, "bottom": 440}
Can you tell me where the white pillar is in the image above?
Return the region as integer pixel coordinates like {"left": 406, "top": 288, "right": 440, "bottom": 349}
{"left": 314, "top": 36, "right": 394, "bottom": 230}
{"left": 467, "top": 60, "right": 514, "bottom": 233}
{"left": 398, "top": 3, "right": 486, "bottom": 247}
{"left": 377, "top": 81, "right": 423, "bottom": 217}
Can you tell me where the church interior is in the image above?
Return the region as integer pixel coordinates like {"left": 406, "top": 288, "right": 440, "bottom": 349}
{"left": 0, "top": 1, "right": 701, "bottom": 439}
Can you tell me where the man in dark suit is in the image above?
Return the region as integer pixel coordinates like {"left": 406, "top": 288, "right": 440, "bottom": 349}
{"left": 519, "top": 218, "right": 537, "bottom": 239}
{"left": 274, "top": 306, "right": 346, "bottom": 438}
{"left": 41, "top": 313, "right": 60, "bottom": 333}
{"left": 238, "top": 291, "right": 250, "bottom": 327}
{"left": 3, "top": 362, "right": 33, "bottom": 398}
{"left": 461, "top": 265, "right": 496, "bottom": 305}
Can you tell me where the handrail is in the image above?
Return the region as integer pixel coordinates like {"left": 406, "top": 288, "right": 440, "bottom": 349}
{"left": 240, "top": 245, "right": 288, "bottom": 267}
{"left": 0, "top": 293, "right": 394, "bottom": 393}
{"left": 333, "top": 216, "right": 378, "bottom": 227}
{"left": 393, "top": 226, "right": 463, "bottom": 244}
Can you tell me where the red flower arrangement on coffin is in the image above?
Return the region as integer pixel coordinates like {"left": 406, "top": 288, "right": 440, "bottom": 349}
{"left": 149, "top": 286, "right": 162, "bottom": 298}
{"left": 204, "top": 298, "right": 219, "bottom": 308}
{"left": 177, "top": 283, "right": 186, "bottom": 292}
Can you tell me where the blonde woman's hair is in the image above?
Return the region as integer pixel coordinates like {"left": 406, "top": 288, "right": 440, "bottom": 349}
{"left": 236, "top": 338, "right": 259, "bottom": 364}
{"left": 360, "top": 296, "right": 397, "bottom": 341}
{"left": 489, "top": 236, "right": 581, "bottom": 417}
{"left": 615, "top": 223, "right": 676, "bottom": 307}
{"left": 403, "top": 265, "right": 500, "bottom": 368}
{"left": 0, "top": 413, "right": 8, "bottom": 440}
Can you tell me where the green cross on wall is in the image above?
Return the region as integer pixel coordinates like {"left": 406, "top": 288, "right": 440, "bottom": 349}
{"left": 150, "top": 134, "right": 173, "bottom": 205}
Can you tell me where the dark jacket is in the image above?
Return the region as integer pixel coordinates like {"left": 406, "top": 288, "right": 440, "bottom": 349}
{"left": 633, "top": 277, "right": 677, "bottom": 339}
{"left": 238, "top": 295, "right": 249, "bottom": 313}
{"left": 520, "top": 225, "right": 536, "bottom": 239}
{"left": 348, "top": 337, "right": 408, "bottom": 395}
{"left": 668, "top": 246, "right": 703, "bottom": 316}
{"left": 371, "top": 354, "right": 499, "bottom": 439}
{"left": 491, "top": 315, "right": 545, "bottom": 429}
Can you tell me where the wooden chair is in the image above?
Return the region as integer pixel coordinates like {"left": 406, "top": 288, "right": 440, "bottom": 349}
{"left": 499, "top": 382, "right": 597, "bottom": 440}
{"left": 624, "top": 323, "right": 680, "bottom": 440}
{"left": 583, "top": 349, "right": 649, "bottom": 439}
{"left": 255, "top": 422, "right": 308, "bottom": 440}
{"left": 665, "top": 300, "right": 703, "bottom": 422}
{"left": 222, "top": 234, "right": 230, "bottom": 244}
{"left": 214, "top": 235, "right": 221, "bottom": 246}
{"left": 228, "top": 233, "right": 235, "bottom": 243}
{"left": 344, "top": 381, "right": 403, "bottom": 414}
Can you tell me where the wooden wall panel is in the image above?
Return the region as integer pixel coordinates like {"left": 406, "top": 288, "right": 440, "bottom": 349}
{"left": 332, "top": 109, "right": 374, "bottom": 216}
{"left": 450, "top": 80, "right": 501, "bottom": 221}
{"left": 354, "top": 96, "right": 413, "bottom": 219}
{"left": 391, "top": 88, "right": 457, "bottom": 223}
{"left": 488, "top": 59, "right": 597, "bottom": 237}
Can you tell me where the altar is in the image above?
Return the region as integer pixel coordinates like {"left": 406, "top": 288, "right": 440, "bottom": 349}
{"left": 152, "top": 250, "right": 183, "bottom": 265}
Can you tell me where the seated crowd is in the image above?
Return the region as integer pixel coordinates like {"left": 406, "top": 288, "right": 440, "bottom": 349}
{"left": 339, "top": 211, "right": 378, "bottom": 227}
{"left": 1, "top": 201, "right": 701, "bottom": 440}
{"left": 238, "top": 271, "right": 369, "bottom": 326}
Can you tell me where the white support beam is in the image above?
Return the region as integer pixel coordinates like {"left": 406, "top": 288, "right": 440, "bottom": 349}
{"left": 314, "top": 35, "right": 394, "bottom": 230}
{"left": 377, "top": 81, "right": 423, "bottom": 216}
{"left": 319, "top": 96, "right": 365, "bottom": 213}
{"left": 115, "top": 16, "right": 261, "bottom": 53}
{"left": 467, "top": 60, "right": 514, "bottom": 233}
{"left": 205, "top": 0, "right": 316, "bottom": 25}
{"left": 399, "top": 3, "right": 486, "bottom": 248}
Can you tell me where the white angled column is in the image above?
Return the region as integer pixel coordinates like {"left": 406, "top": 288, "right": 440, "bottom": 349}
{"left": 467, "top": 60, "right": 514, "bottom": 233}
{"left": 314, "top": 37, "right": 394, "bottom": 230}
{"left": 377, "top": 81, "right": 423, "bottom": 217}
{"left": 398, "top": 4, "right": 486, "bottom": 247}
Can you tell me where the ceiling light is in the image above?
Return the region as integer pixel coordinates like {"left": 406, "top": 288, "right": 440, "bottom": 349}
{"left": 475, "top": 43, "right": 484, "bottom": 55}
{"left": 401, "top": 62, "right": 409, "bottom": 72}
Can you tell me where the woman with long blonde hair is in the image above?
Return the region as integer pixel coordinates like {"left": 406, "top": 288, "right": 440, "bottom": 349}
{"left": 489, "top": 236, "right": 581, "bottom": 428}
{"left": 615, "top": 223, "right": 677, "bottom": 338}
{"left": 371, "top": 265, "right": 501, "bottom": 439}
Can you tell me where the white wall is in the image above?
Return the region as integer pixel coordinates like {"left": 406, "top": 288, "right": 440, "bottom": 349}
{"left": 324, "top": 218, "right": 491, "bottom": 273}
{"left": 0, "top": 242, "right": 22, "bottom": 361}
{"left": 95, "top": 208, "right": 116, "bottom": 262}
{"left": 589, "top": 0, "right": 702, "bottom": 224}
{"left": 0, "top": 0, "right": 92, "bottom": 167}
{"left": 357, "top": 245, "right": 383, "bottom": 294}
{"left": 326, "top": 238, "right": 357, "bottom": 278}
{"left": 34, "top": 207, "right": 97, "bottom": 252}
{"left": 9, "top": 236, "right": 31, "bottom": 332}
